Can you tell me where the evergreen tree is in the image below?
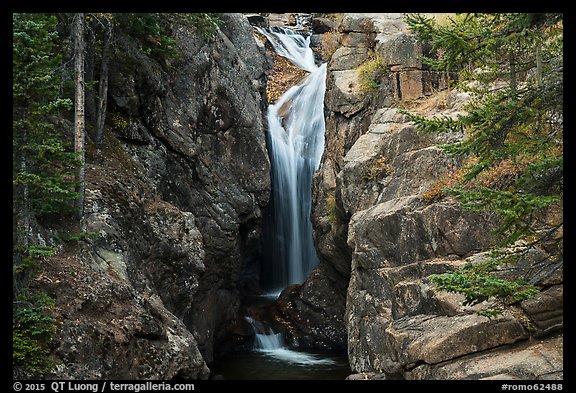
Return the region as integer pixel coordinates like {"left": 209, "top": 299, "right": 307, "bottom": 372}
{"left": 13, "top": 13, "right": 76, "bottom": 376}
{"left": 402, "top": 13, "right": 563, "bottom": 312}
{"left": 13, "top": 13, "right": 77, "bottom": 232}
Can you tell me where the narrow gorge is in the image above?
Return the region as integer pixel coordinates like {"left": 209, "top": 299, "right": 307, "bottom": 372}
{"left": 13, "top": 12, "right": 563, "bottom": 382}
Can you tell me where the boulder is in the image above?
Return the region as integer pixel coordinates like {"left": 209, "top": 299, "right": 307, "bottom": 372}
{"left": 384, "top": 312, "right": 529, "bottom": 368}
{"left": 311, "top": 17, "right": 336, "bottom": 34}
{"left": 520, "top": 285, "right": 563, "bottom": 338}
{"left": 407, "top": 334, "right": 563, "bottom": 380}
{"left": 245, "top": 14, "right": 269, "bottom": 28}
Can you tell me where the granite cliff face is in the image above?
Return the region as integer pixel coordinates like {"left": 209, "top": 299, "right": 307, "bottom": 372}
{"left": 308, "top": 13, "right": 563, "bottom": 380}
{"left": 17, "top": 12, "right": 562, "bottom": 381}
{"left": 27, "top": 13, "right": 271, "bottom": 379}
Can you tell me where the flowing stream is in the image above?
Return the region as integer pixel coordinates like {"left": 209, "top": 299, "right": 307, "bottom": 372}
{"left": 245, "top": 316, "right": 336, "bottom": 366}
{"left": 212, "top": 317, "right": 348, "bottom": 380}
{"left": 259, "top": 27, "right": 327, "bottom": 295}
{"left": 210, "top": 27, "right": 350, "bottom": 380}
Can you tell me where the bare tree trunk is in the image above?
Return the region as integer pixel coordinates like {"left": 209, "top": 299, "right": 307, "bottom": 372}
{"left": 509, "top": 48, "right": 517, "bottom": 96}
{"left": 85, "top": 21, "right": 96, "bottom": 126}
{"left": 14, "top": 113, "right": 31, "bottom": 298}
{"left": 19, "top": 149, "right": 30, "bottom": 250}
{"left": 536, "top": 34, "right": 543, "bottom": 87}
{"left": 73, "top": 13, "right": 86, "bottom": 221}
{"left": 95, "top": 16, "right": 113, "bottom": 157}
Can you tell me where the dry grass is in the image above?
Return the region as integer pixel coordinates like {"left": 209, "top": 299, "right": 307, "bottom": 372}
{"left": 397, "top": 88, "right": 452, "bottom": 115}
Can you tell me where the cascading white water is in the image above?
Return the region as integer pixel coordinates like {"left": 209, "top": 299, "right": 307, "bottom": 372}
{"left": 237, "top": 27, "right": 336, "bottom": 368}
{"left": 245, "top": 316, "right": 335, "bottom": 365}
{"left": 258, "top": 27, "right": 327, "bottom": 294}
{"left": 245, "top": 316, "right": 284, "bottom": 350}
{"left": 257, "top": 27, "right": 317, "bottom": 72}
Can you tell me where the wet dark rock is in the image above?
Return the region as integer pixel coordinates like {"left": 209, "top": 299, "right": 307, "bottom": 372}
{"left": 35, "top": 13, "right": 271, "bottom": 379}
{"left": 245, "top": 14, "right": 269, "bottom": 28}
{"left": 311, "top": 17, "right": 336, "bottom": 34}
{"left": 273, "top": 280, "right": 347, "bottom": 350}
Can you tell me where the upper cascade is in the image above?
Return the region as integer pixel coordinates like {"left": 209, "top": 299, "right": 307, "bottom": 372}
{"left": 256, "top": 26, "right": 317, "bottom": 73}
{"left": 259, "top": 26, "right": 327, "bottom": 292}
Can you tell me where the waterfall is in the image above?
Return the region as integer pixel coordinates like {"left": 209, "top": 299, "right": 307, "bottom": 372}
{"left": 236, "top": 27, "right": 335, "bottom": 368}
{"left": 257, "top": 27, "right": 317, "bottom": 72}
{"left": 245, "top": 316, "right": 284, "bottom": 350}
{"left": 245, "top": 316, "right": 335, "bottom": 365}
{"left": 259, "top": 26, "right": 327, "bottom": 294}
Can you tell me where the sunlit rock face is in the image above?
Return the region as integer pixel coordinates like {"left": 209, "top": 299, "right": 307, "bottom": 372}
{"left": 310, "top": 13, "right": 563, "bottom": 380}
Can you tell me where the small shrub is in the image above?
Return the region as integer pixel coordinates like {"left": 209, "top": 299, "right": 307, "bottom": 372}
{"left": 55, "top": 230, "right": 97, "bottom": 243}
{"left": 357, "top": 53, "right": 389, "bottom": 93}
{"left": 13, "top": 293, "right": 58, "bottom": 376}
{"left": 187, "top": 13, "right": 223, "bottom": 41}
{"left": 362, "top": 155, "right": 394, "bottom": 182}
{"left": 429, "top": 269, "right": 538, "bottom": 308}
{"left": 429, "top": 245, "right": 540, "bottom": 317}
{"left": 422, "top": 166, "right": 463, "bottom": 204}
{"left": 110, "top": 112, "right": 129, "bottom": 131}
{"left": 422, "top": 158, "right": 477, "bottom": 204}
{"left": 13, "top": 244, "right": 56, "bottom": 274}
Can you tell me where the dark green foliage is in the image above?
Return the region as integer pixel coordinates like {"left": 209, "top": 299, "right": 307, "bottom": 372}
{"left": 13, "top": 13, "right": 79, "bottom": 217}
{"left": 115, "top": 13, "right": 178, "bottom": 61}
{"left": 13, "top": 13, "right": 76, "bottom": 376}
{"left": 13, "top": 244, "right": 56, "bottom": 274}
{"left": 403, "top": 13, "right": 563, "bottom": 312}
{"left": 403, "top": 12, "right": 562, "bottom": 242}
{"left": 13, "top": 171, "right": 80, "bottom": 215}
{"left": 12, "top": 12, "right": 226, "bottom": 377}
{"left": 13, "top": 293, "right": 58, "bottom": 375}
{"left": 168, "top": 13, "right": 223, "bottom": 41}
{"left": 54, "top": 230, "right": 98, "bottom": 243}
{"left": 115, "top": 13, "right": 223, "bottom": 62}
{"left": 429, "top": 245, "right": 540, "bottom": 316}
{"left": 429, "top": 268, "right": 539, "bottom": 307}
